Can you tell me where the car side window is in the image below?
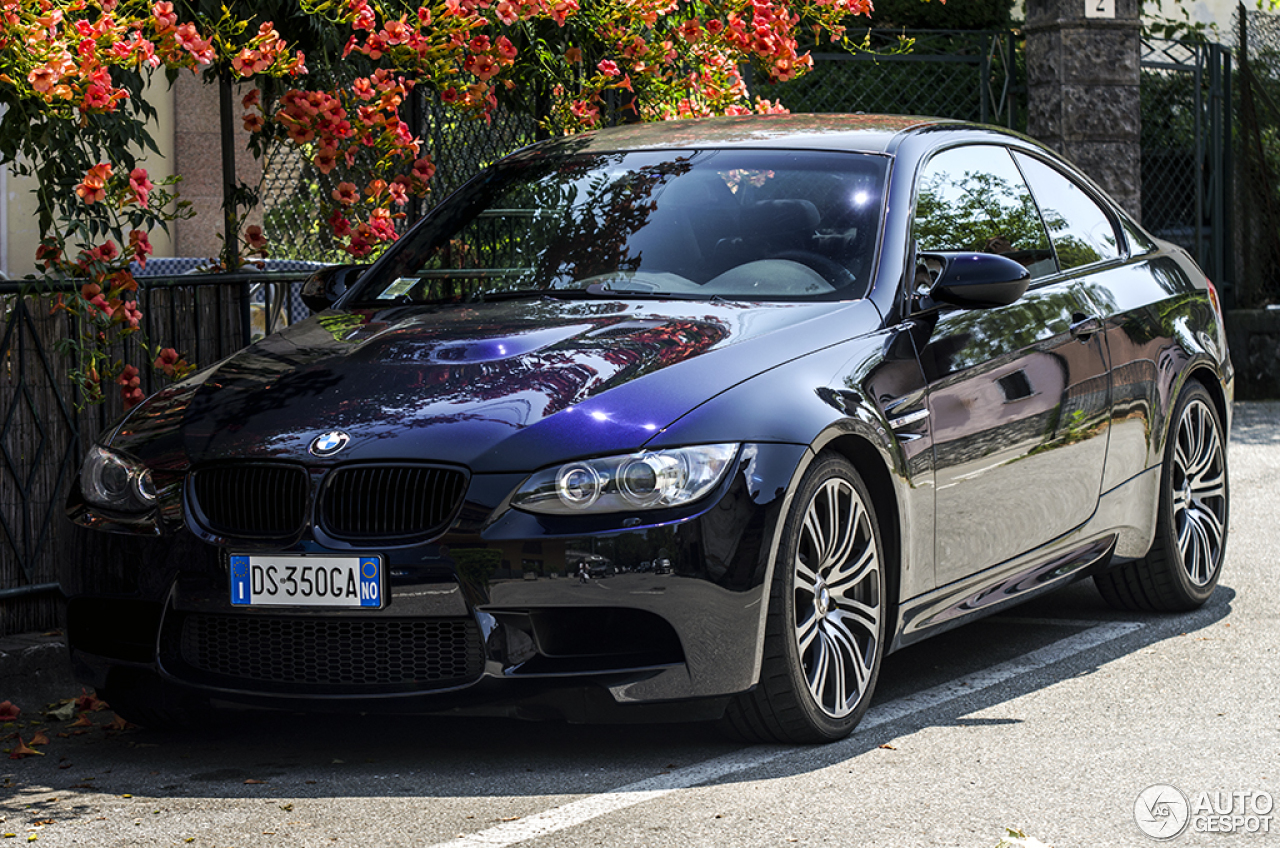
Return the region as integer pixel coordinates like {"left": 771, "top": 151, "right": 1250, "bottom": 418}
{"left": 912, "top": 145, "right": 1057, "bottom": 280}
{"left": 1013, "top": 151, "right": 1121, "bottom": 270}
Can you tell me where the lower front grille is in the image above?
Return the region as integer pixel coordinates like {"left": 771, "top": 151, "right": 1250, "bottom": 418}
{"left": 173, "top": 614, "right": 484, "bottom": 691}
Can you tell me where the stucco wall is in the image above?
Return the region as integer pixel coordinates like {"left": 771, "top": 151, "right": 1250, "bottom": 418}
{"left": 2, "top": 72, "right": 181, "bottom": 279}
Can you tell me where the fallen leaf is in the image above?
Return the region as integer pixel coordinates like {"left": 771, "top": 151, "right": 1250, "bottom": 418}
{"left": 0, "top": 703, "right": 19, "bottom": 722}
{"left": 104, "top": 716, "right": 132, "bottom": 732}
{"left": 878, "top": 743, "right": 897, "bottom": 750}
{"left": 29, "top": 732, "right": 49, "bottom": 747}
{"left": 499, "top": 816, "right": 520, "bottom": 822}
{"left": 280, "top": 804, "right": 293, "bottom": 812}
{"left": 8, "top": 738, "right": 43, "bottom": 759}
{"left": 44, "top": 703, "right": 75, "bottom": 723}
{"left": 75, "top": 690, "right": 106, "bottom": 713}
{"left": 68, "top": 716, "right": 93, "bottom": 729}
{"left": 56, "top": 764, "right": 71, "bottom": 771}
{"left": 244, "top": 779, "right": 266, "bottom": 785}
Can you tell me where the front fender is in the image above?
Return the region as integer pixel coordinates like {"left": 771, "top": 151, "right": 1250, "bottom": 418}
{"left": 647, "top": 323, "right": 935, "bottom": 670}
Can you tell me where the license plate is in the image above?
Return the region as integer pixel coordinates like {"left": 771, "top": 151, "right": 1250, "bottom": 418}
{"left": 229, "top": 555, "right": 383, "bottom": 608}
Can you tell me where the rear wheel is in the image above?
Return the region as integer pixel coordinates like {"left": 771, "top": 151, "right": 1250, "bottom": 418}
{"left": 722, "top": 454, "right": 885, "bottom": 743}
{"left": 1095, "top": 380, "right": 1228, "bottom": 611}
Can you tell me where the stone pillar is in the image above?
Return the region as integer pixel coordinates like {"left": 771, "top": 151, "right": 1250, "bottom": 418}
{"left": 1025, "top": 0, "right": 1142, "bottom": 220}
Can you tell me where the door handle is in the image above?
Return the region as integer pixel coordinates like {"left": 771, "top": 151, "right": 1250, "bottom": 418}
{"left": 1070, "top": 314, "right": 1102, "bottom": 341}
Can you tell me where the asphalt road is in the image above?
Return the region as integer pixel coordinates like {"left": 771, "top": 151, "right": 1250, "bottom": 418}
{"left": 3, "top": 402, "right": 1277, "bottom": 848}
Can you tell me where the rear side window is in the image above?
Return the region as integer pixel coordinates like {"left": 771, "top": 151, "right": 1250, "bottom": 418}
{"left": 1014, "top": 152, "right": 1121, "bottom": 270}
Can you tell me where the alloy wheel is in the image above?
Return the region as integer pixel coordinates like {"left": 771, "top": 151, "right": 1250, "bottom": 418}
{"left": 792, "top": 477, "right": 881, "bottom": 719}
{"left": 1171, "top": 397, "right": 1227, "bottom": 586}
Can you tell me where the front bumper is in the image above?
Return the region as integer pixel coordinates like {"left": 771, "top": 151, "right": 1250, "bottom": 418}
{"left": 63, "top": 443, "right": 805, "bottom": 720}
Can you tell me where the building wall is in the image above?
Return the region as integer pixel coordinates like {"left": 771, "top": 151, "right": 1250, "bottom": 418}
{"left": 2, "top": 74, "right": 178, "bottom": 279}
{"left": 170, "top": 72, "right": 263, "bottom": 262}
{"left": 3, "top": 69, "right": 268, "bottom": 278}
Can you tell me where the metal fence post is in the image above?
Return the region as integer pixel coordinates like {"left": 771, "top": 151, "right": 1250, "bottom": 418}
{"left": 979, "top": 33, "right": 991, "bottom": 125}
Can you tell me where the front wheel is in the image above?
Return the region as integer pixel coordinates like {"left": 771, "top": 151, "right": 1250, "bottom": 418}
{"left": 722, "top": 454, "right": 885, "bottom": 743}
{"left": 1095, "top": 380, "right": 1229, "bottom": 611}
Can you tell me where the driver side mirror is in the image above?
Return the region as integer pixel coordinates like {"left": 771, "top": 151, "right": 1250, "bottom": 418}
{"left": 919, "top": 251, "right": 1031, "bottom": 310}
{"left": 300, "top": 264, "right": 370, "bottom": 313}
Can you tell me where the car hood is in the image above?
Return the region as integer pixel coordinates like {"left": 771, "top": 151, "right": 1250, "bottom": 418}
{"left": 110, "top": 297, "right": 877, "bottom": 473}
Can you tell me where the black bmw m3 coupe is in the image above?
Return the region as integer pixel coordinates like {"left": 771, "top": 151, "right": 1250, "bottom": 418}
{"left": 65, "top": 115, "right": 1232, "bottom": 742}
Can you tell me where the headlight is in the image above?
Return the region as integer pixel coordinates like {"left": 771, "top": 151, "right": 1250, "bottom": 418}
{"left": 512, "top": 444, "right": 738, "bottom": 515}
{"left": 80, "top": 444, "right": 157, "bottom": 513}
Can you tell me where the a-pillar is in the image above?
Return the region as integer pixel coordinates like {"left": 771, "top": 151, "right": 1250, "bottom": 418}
{"left": 1025, "top": 0, "right": 1142, "bottom": 220}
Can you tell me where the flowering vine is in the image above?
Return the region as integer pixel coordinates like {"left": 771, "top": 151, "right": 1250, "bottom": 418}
{"left": 0, "top": 2, "right": 306, "bottom": 407}
{"left": 1, "top": 0, "right": 901, "bottom": 407}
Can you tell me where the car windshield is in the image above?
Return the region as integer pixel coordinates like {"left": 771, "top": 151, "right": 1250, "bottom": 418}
{"left": 347, "top": 148, "right": 888, "bottom": 305}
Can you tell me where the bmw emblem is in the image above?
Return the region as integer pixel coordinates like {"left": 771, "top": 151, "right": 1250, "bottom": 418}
{"left": 309, "top": 430, "right": 351, "bottom": 457}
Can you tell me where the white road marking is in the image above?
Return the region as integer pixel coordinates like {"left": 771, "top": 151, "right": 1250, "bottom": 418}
{"left": 426, "top": 620, "right": 1146, "bottom": 848}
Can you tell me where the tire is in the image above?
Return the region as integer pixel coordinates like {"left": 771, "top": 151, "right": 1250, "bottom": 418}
{"left": 722, "top": 454, "right": 886, "bottom": 743}
{"left": 1095, "top": 380, "right": 1229, "bottom": 611}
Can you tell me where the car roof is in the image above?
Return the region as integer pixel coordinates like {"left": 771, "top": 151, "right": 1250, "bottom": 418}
{"left": 517, "top": 114, "right": 960, "bottom": 157}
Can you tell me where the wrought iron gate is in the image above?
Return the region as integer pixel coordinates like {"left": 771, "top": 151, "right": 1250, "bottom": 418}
{"left": 1140, "top": 38, "right": 1234, "bottom": 299}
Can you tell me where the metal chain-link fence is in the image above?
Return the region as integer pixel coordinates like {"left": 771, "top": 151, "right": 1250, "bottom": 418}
{"left": 754, "top": 30, "right": 1023, "bottom": 128}
{"left": 258, "top": 90, "right": 541, "bottom": 265}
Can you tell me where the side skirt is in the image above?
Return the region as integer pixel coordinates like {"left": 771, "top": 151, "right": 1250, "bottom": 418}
{"left": 891, "top": 465, "right": 1161, "bottom": 652}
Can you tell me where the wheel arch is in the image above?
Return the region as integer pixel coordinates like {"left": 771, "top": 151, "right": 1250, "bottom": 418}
{"left": 1185, "top": 364, "right": 1231, "bottom": 439}
{"left": 1153, "top": 360, "right": 1231, "bottom": 467}
{"left": 812, "top": 432, "right": 904, "bottom": 652}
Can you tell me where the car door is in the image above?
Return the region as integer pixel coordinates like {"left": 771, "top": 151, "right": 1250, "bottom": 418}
{"left": 909, "top": 144, "right": 1112, "bottom": 586}
{"left": 1008, "top": 149, "right": 1157, "bottom": 492}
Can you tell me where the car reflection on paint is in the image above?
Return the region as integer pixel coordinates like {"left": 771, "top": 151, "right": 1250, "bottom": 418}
{"left": 64, "top": 115, "right": 1232, "bottom": 743}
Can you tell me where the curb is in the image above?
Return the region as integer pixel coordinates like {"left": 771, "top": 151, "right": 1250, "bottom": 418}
{"left": 0, "top": 632, "right": 78, "bottom": 713}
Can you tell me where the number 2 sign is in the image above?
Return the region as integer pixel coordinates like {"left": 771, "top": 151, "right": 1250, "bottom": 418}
{"left": 1086, "top": 0, "right": 1116, "bottom": 18}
